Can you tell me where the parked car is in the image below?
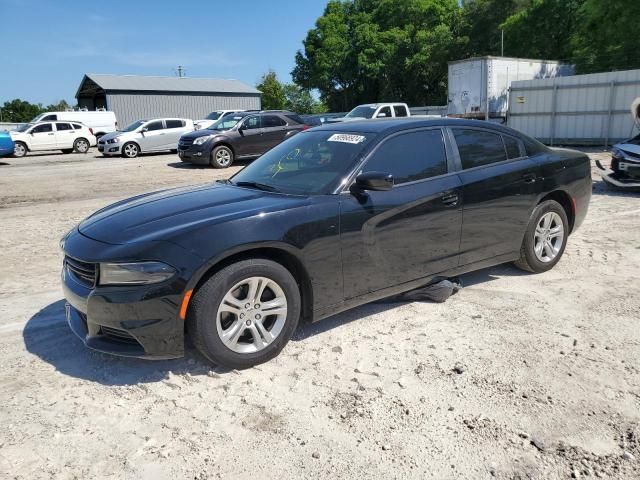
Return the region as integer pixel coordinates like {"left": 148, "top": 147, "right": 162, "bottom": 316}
{"left": 0, "top": 131, "right": 15, "bottom": 157}
{"left": 31, "top": 110, "right": 117, "bottom": 138}
{"left": 61, "top": 118, "right": 591, "bottom": 369}
{"left": 194, "top": 110, "right": 248, "bottom": 130}
{"left": 596, "top": 134, "right": 640, "bottom": 190}
{"left": 327, "top": 102, "right": 411, "bottom": 122}
{"left": 10, "top": 121, "right": 96, "bottom": 157}
{"left": 178, "top": 111, "right": 308, "bottom": 168}
{"left": 98, "top": 118, "right": 194, "bottom": 158}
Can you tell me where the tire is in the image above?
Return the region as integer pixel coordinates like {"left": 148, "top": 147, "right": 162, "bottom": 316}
{"left": 73, "top": 138, "right": 90, "bottom": 153}
{"left": 121, "top": 142, "right": 139, "bottom": 158}
{"left": 210, "top": 145, "right": 234, "bottom": 168}
{"left": 188, "top": 259, "right": 301, "bottom": 369}
{"left": 13, "top": 141, "right": 27, "bottom": 158}
{"left": 61, "top": 149, "right": 73, "bottom": 154}
{"left": 514, "top": 200, "right": 569, "bottom": 273}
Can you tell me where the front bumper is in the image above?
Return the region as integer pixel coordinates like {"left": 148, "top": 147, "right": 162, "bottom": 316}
{"left": 596, "top": 159, "right": 640, "bottom": 190}
{"left": 61, "top": 230, "right": 203, "bottom": 359}
{"left": 177, "top": 141, "right": 212, "bottom": 165}
{"left": 98, "top": 142, "right": 122, "bottom": 155}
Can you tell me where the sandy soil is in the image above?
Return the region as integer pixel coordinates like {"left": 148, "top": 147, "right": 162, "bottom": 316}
{"left": 0, "top": 148, "right": 638, "bottom": 479}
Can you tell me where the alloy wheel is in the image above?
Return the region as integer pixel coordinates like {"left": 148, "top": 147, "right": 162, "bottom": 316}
{"left": 533, "top": 212, "right": 564, "bottom": 263}
{"left": 216, "top": 276, "right": 288, "bottom": 354}
{"left": 215, "top": 148, "right": 231, "bottom": 166}
{"left": 123, "top": 144, "right": 138, "bottom": 158}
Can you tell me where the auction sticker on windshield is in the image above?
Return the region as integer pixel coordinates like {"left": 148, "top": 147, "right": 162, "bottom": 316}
{"left": 327, "top": 133, "right": 366, "bottom": 144}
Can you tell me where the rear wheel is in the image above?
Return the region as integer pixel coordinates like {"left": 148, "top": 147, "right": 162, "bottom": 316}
{"left": 121, "top": 142, "right": 139, "bottom": 158}
{"left": 73, "top": 138, "right": 90, "bottom": 153}
{"left": 13, "top": 142, "right": 27, "bottom": 158}
{"left": 514, "top": 200, "right": 568, "bottom": 273}
{"left": 210, "top": 145, "right": 234, "bottom": 168}
{"left": 188, "top": 259, "right": 301, "bottom": 369}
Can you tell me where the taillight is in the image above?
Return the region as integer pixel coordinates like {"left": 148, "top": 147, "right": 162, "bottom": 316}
{"left": 302, "top": 124, "right": 310, "bottom": 130}
{"left": 89, "top": 128, "right": 94, "bottom": 135}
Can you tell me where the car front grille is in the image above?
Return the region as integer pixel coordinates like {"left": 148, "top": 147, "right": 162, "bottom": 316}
{"left": 178, "top": 138, "right": 194, "bottom": 149}
{"left": 100, "top": 326, "right": 139, "bottom": 344}
{"left": 65, "top": 256, "right": 97, "bottom": 287}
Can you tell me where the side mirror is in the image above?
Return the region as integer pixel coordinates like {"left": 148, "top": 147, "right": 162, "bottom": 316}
{"left": 353, "top": 172, "right": 394, "bottom": 191}
{"left": 140, "top": 127, "right": 148, "bottom": 134}
{"left": 376, "top": 112, "right": 387, "bottom": 118}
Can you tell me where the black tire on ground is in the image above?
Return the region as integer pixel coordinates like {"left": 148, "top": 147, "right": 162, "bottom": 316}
{"left": 121, "top": 142, "right": 139, "bottom": 158}
{"left": 61, "top": 149, "right": 73, "bottom": 154}
{"left": 188, "top": 259, "right": 301, "bottom": 369}
{"left": 514, "top": 200, "right": 569, "bottom": 273}
{"left": 13, "top": 141, "right": 27, "bottom": 158}
{"left": 73, "top": 138, "right": 90, "bottom": 153}
{"left": 170, "top": 149, "right": 178, "bottom": 154}
{"left": 210, "top": 145, "right": 234, "bottom": 168}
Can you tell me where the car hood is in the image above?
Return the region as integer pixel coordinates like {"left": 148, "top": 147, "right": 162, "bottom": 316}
{"left": 616, "top": 142, "right": 640, "bottom": 158}
{"left": 100, "top": 131, "right": 130, "bottom": 142}
{"left": 78, "top": 183, "right": 308, "bottom": 245}
{"left": 180, "top": 129, "right": 228, "bottom": 140}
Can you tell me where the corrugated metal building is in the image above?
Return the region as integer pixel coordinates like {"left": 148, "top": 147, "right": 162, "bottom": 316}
{"left": 507, "top": 69, "right": 640, "bottom": 146}
{"left": 76, "top": 74, "right": 261, "bottom": 126}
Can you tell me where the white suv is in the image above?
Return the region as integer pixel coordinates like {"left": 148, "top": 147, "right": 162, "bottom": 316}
{"left": 10, "top": 121, "right": 96, "bottom": 157}
{"left": 194, "top": 110, "right": 247, "bottom": 130}
{"left": 98, "top": 118, "right": 194, "bottom": 158}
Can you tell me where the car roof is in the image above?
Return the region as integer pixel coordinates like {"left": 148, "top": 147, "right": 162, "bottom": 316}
{"left": 312, "top": 117, "right": 525, "bottom": 136}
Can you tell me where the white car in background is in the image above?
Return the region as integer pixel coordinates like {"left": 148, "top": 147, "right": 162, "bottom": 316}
{"left": 31, "top": 110, "right": 117, "bottom": 138}
{"left": 98, "top": 118, "right": 194, "bottom": 158}
{"left": 194, "top": 110, "right": 248, "bottom": 130}
{"left": 10, "top": 121, "right": 96, "bottom": 157}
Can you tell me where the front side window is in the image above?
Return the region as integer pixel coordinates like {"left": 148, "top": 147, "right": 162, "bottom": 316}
{"left": 363, "top": 129, "right": 448, "bottom": 184}
{"left": 165, "top": 119, "right": 185, "bottom": 129}
{"left": 230, "top": 130, "right": 375, "bottom": 194}
{"left": 394, "top": 105, "right": 408, "bottom": 117}
{"left": 453, "top": 129, "right": 507, "bottom": 169}
{"left": 242, "top": 116, "right": 262, "bottom": 130}
{"left": 263, "top": 115, "right": 286, "bottom": 128}
{"left": 31, "top": 123, "right": 53, "bottom": 133}
{"left": 56, "top": 122, "right": 72, "bottom": 131}
{"left": 145, "top": 121, "right": 163, "bottom": 131}
{"left": 377, "top": 106, "right": 392, "bottom": 118}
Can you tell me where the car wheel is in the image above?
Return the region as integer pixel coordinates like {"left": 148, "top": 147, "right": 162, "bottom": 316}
{"left": 188, "top": 259, "right": 301, "bottom": 369}
{"left": 211, "top": 145, "right": 234, "bottom": 168}
{"left": 514, "top": 200, "right": 569, "bottom": 273}
{"left": 73, "top": 138, "right": 90, "bottom": 153}
{"left": 122, "top": 142, "right": 139, "bottom": 158}
{"left": 61, "top": 149, "right": 73, "bottom": 154}
{"left": 13, "top": 142, "right": 27, "bottom": 158}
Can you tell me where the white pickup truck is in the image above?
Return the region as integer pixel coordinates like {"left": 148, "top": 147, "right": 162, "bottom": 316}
{"left": 334, "top": 102, "right": 411, "bottom": 122}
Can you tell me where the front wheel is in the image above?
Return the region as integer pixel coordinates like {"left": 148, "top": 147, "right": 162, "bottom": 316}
{"left": 74, "top": 138, "right": 90, "bottom": 153}
{"left": 514, "top": 200, "right": 569, "bottom": 273}
{"left": 210, "top": 145, "right": 234, "bottom": 168}
{"left": 188, "top": 259, "right": 301, "bottom": 369}
{"left": 121, "top": 142, "right": 139, "bottom": 158}
{"left": 13, "top": 141, "right": 27, "bottom": 158}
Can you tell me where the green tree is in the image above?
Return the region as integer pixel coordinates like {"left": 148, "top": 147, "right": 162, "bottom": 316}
{"left": 0, "top": 99, "right": 44, "bottom": 123}
{"left": 572, "top": 0, "right": 640, "bottom": 73}
{"left": 283, "top": 84, "right": 326, "bottom": 114}
{"left": 45, "top": 99, "right": 73, "bottom": 112}
{"left": 256, "top": 70, "right": 286, "bottom": 110}
{"left": 460, "top": 0, "right": 523, "bottom": 56}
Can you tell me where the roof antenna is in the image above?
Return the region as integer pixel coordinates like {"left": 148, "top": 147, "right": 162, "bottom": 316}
{"left": 175, "top": 65, "right": 185, "bottom": 78}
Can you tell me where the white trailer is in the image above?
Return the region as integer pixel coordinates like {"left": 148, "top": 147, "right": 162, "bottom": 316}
{"left": 447, "top": 56, "right": 573, "bottom": 119}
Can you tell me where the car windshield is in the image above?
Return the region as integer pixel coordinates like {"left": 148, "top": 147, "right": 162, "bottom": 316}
{"left": 345, "top": 105, "right": 377, "bottom": 119}
{"left": 14, "top": 123, "right": 35, "bottom": 132}
{"left": 206, "top": 111, "right": 223, "bottom": 121}
{"left": 626, "top": 134, "right": 640, "bottom": 146}
{"left": 230, "top": 130, "right": 375, "bottom": 195}
{"left": 207, "top": 115, "right": 247, "bottom": 131}
{"left": 121, "top": 120, "right": 147, "bottom": 132}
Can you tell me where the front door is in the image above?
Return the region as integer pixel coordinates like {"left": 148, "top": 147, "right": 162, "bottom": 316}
{"left": 260, "top": 115, "right": 288, "bottom": 153}
{"left": 449, "top": 127, "right": 539, "bottom": 265}
{"left": 340, "top": 128, "right": 463, "bottom": 299}
{"left": 139, "top": 120, "right": 166, "bottom": 151}
{"left": 236, "top": 115, "right": 264, "bottom": 157}
{"left": 28, "top": 123, "right": 57, "bottom": 151}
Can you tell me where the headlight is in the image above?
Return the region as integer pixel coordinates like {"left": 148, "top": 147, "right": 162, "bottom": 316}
{"left": 611, "top": 147, "right": 624, "bottom": 159}
{"left": 99, "top": 261, "right": 176, "bottom": 285}
{"left": 193, "top": 135, "right": 214, "bottom": 145}
{"left": 107, "top": 137, "right": 120, "bottom": 144}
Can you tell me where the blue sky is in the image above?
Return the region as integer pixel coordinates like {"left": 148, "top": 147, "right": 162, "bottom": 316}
{"left": 0, "top": 0, "right": 328, "bottom": 105}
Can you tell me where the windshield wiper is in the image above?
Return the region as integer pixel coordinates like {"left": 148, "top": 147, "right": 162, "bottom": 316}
{"left": 234, "top": 181, "right": 281, "bottom": 193}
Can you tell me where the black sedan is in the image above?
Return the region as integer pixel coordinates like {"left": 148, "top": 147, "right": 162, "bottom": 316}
{"left": 61, "top": 119, "right": 591, "bottom": 369}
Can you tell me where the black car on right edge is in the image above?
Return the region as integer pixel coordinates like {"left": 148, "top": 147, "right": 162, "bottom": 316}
{"left": 61, "top": 118, "right": 591, "bottom": 369}
{"left": 178, "top": 111, "right": 308, "bottom": 168}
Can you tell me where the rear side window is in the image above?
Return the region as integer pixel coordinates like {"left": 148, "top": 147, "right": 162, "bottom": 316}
{"left": 503, "top": 135, "right": 522, "bottom": 159}
{"left": 394, "top": 105, "right": 408, "bottom": 117}
{"left": 522, "top": 136, "right": 549, "bottom": 156}
{"left": 72, "top": 123, "right": 83, "bottom": 130}
{"left": 31, "top": 123, "right": 53, "bottom": 133}
{"left": 363, "top": 129, "right": 448, "bottom": 184}
{"left": 145, "top": 121, "right": 163, "bottom": 131}
{"left": 263, "top": 115, "right": 286, "bottom": 128}
{"left": 166, "top": 119, "right": 185, "bottom": 128}
{"left": 284, "top": 114, "right": 305, "bottom": 125}
{"left": 56, "top": 122, "right": 73, "bottom": 131}
{"left": 453, "top": 129, "right": 507, "bottom": 169}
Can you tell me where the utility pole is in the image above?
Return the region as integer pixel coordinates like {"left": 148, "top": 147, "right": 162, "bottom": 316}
{"left": 176, "top": 65, "right": 185, "bottom": 78}
{"left": 501, "top": 30, "right": 504, "bottom": 57}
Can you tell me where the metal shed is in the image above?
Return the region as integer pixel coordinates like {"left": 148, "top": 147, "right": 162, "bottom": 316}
{"left": 507, "top": 69, "right": 640, "bottom": 146}
{"left": 76, "top": 74, "right": 262, "bottom": 127}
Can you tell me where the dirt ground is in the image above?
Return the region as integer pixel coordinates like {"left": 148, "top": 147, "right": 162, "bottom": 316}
{"left": 0, "top": 148, "right": 638, "bottom": 480}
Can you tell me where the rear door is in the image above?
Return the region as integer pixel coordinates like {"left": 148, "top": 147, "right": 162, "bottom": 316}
{"left": 28, "top": 123, "right": 57, "bottom": 150}
{"left": 340, "top": 128, "right": 462, "bottom": 299}
{"left": 55, "top": 122, "right": 75, "bottom": 148}
{"left": 139, "top": 120, "right": 165, "bottom": 151}
{"left": 449, "top": 127, "right": 538, "bottom": 265}
{"left": 163, "top": 119, "right": 187, "bottom": 149}
{"left": 260, "top": 115, "right": 288, "bottom": 152}
{"left": 236, "top": 115, "right": 263, "bottom": 157}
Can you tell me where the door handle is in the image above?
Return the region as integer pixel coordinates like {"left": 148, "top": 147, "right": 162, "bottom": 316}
{"left": 523, "top": 173, "right": 536, "bottom": 184}
{"left": 48, "top": 133, "right": 54, "bottom": 135}
{"left": 441, "top": 193, "right": 459, "bottom": 206}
